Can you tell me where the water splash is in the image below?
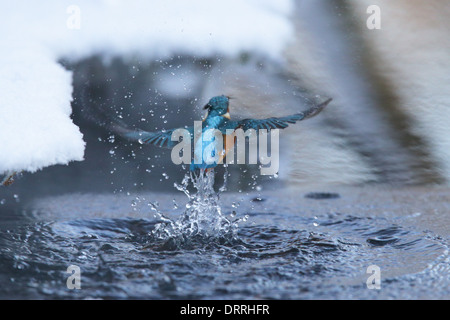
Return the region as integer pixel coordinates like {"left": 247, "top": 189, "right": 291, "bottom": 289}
{"left": 150, "top": 169, "right": 240, "bottom": 246}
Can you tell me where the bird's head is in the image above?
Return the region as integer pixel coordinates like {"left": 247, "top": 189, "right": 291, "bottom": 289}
{"left": 203, "top": 95, "right": 231, "bottom": 120}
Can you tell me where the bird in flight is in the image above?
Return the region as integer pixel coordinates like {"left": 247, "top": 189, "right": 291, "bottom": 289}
{"left": 111, "top": 95, "right": 331, "bottom": 172}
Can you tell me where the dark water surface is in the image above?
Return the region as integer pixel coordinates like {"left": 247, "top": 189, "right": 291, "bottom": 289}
{"left": 0, "top": 186, "right": 448, "bottom": 299}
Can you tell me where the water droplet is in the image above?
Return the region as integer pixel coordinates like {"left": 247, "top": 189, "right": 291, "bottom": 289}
{"left": 149, "top": 201, "right": 159, "bottom": 210}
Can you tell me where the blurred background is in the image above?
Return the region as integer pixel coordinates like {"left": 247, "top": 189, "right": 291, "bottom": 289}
{"left": 1, "top": 0, "right": 449, "bottom": 205}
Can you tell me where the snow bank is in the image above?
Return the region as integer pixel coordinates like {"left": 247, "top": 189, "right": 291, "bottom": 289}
{"left": 0, "top": 45, "right": 85, "bottom": 174}
{"left": 0, "top": 0, "right": 293, "bottom": 175}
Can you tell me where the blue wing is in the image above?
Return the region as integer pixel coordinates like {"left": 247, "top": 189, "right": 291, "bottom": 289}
{"left": 108, "top": 120, "right": 194, "bottom": 149}
{"left": 218, "top": 98, "right": 331, "bottom": 132}
{"left": 108, "top": 98, "right": 330, "bottom": 148}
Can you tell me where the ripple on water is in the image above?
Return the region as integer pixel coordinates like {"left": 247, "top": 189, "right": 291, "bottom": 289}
{"left": 0, "top": 209, "right": 447, "bottom": 299}
{"left": 1, "top": 173, "right": 448, "bottom": 299}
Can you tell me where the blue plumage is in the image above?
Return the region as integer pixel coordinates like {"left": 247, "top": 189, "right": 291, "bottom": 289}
{"left": 117, "top": 95, "right": 331, "bottom": 171}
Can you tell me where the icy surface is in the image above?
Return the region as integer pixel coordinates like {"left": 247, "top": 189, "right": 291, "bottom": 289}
{"left": 0, "top": 0, "right": 293, "bottom": 174}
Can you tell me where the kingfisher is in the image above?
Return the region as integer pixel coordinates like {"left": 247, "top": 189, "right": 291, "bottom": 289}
{"left": 113, "top": 95, "right": 331, "bottom": 172}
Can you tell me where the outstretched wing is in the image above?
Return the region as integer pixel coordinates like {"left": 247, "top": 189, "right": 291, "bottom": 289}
{"left": 110, "top": 122, "right": 194, "bottom": 149}
{"left": 219, "top": 98, "right": 332, "bottom": 132}
{"left": 80, "top": 86, "right": 195, "bottom": 149}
